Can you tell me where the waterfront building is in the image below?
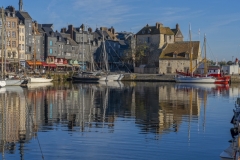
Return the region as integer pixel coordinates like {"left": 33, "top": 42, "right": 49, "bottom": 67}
{"left": 5, "top": 6, "right": 19, "bottom": 71}
{"left": 16, "top": 1, "right": 33, "bottom": 61}
{"left": 159, "top": 41, "right": 201, "bottom": 74}
{"left": 60, "top": 32, "right": 79, "bottom": 69}
{"left": 0, "top": 7, "right": 5, "bottom": 63}
{"left": 135, "top": 23, "right": 185, "bottom": 73}
{"left": 93, "top": 27, "right": 125, "bottom": 72}
{"left": 61, "top": 24, "right": 97, "bottom": 70}
{"left": 41, "top": 24, "right": 57, "bottom": 69}
{"left": 18, "top": 20, "right": 25, "bottom": 67}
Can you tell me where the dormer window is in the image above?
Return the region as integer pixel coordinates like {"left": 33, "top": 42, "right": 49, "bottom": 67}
{"left": 142, "top": 30, "right": 145, "bottom": 34}
{"left": 185, "top": 53, "right": 189, "bottom": 58}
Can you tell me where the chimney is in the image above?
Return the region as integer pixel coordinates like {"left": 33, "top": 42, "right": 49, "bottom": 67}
{"left": 156, "top": 22, "right": 163, "bottom": 29}
{"left": 34, "top": 21, "right": 38, "bottom": 30}
{"left": 88, "top": 27, "right": 92, "bottom": 33}
{"left": 61, "top": 28, "right": 66, "bottom": 33}
{"left": 176, "top": 23, "right": 179, "bottom": 30}
{"left": 68, "top": 25, "right": 73, "bottom": 39}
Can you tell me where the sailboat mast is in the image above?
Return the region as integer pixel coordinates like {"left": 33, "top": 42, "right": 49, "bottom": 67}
{"left": 33, "top": 24, "right": 36, "bottom": 71}
{"left": 102, "top": 30, "right": 109, "bottom": 72}
{"left": 204, "top": 34, "right": 207, "bottom": 75}
{"left": 1, "top": 7, "right": 4, "bottom": 79}
{"left": 189, "top": 24, "right": 193, "bottom": 76}
{"left": 82, "top": 26, "right": 84, "bottom": 71}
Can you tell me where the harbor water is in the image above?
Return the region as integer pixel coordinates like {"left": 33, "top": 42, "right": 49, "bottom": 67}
{"left": 0, "top": 82, "right": 237, "bottom": 160}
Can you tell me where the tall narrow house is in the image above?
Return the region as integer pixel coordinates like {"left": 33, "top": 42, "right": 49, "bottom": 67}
{"left": 16, "top": 0, "right": 33, "bottom": 60}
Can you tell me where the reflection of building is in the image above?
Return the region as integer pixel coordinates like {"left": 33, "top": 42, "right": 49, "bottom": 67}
{"left": 0, "top": 87, "right": 27, "bottom": 155}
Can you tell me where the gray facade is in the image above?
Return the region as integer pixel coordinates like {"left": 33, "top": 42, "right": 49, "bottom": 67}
{"left": 41, "top": 24, "right": 57, "bottom": 61}
{"left": 16, "top": 11, "right": 33, "bottom": 55}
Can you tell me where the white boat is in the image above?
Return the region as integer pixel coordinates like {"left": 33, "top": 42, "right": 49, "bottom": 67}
{"left": 175, "top": 75, "right": 216, "bottom": 83}
{"left": 5, "top": 79, "right": 26, "bottom": 86}
{"left": 28, "top": 77, "right": 53, "bottom": 83}
{"left": 0, "top": 80, "right": 6, "bottom": 87}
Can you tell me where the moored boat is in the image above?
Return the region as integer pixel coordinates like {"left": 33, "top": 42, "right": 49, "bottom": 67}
{"left": 28, "top": 77, "right": 53, "bottom": 83}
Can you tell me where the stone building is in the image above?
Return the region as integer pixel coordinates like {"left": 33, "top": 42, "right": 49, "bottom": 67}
{"left": 159, "top": 41, "right": 201, "bottom": 74}
{"left": 5, "top": 6, "right": 19, "bottom": 68}
{"left": 16, "top": 2, "right": 33, "bottom": 60}
{"left": 18, "top": 20, "right": 25, "bottom": 67}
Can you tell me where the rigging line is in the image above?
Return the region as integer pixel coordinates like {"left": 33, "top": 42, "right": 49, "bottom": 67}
{"left": 206, "top": 41, "right": 216, "bottom": 63}
{"left": 105, "top": 40, "right": 132, "bottom": 73}
{"left": 23, "top": 89, "right": 45, "bottom": 160}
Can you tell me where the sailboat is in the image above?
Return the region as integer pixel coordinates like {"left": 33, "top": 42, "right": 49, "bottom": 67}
{"left": 28, "top": 23, "right": 53, "bottom": 83}
{"left": 175, "top": 25, "right": 215, "bottom": 83}
{"left": 72, "top": 26, "right": 101, "bottom": 83}
{"left": 176, "top": 34, "right": 229, "bottom": 84}
{"left": 98, "top": 30, "right": 124, "bottom": 81}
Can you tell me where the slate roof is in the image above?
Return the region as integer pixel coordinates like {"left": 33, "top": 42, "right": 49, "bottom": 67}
{"left": 60, "top": 33, "right": 78, "bottom": 46}
{"left": 136, "top": 26, "right": 174, "bottom": 35}
{"left": 160, "top": 41, "right": 200, "bottom": 60}
{"left": 42, "top": 27, "right": 54, "bottom": 37}
{"left": 16, "top": 11, "right": 32, "bottom": 19}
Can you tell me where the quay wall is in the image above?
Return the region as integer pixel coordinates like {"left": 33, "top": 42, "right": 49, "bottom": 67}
{"left": 46, "top": 72, "right": 240, "bottom": 83}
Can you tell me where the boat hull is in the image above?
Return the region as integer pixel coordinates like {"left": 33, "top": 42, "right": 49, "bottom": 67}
{"left": 175, "top": 76, "right": 216, "bottom": 83}
{"left": 99, "top": 74, "right": 124, "bottom": 81}
{"left": 72, "top": 76, "right": 99, "bottom": 83}
{"left": 5, "top": 79, "right": 26, "bottom": 86}
{"left": 29, "top": 77, "right": 53, "bottom": 83}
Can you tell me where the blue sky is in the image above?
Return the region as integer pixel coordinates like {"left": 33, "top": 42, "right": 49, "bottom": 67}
{"left": 2, "top": 0, "right": 240, "bottom": 61}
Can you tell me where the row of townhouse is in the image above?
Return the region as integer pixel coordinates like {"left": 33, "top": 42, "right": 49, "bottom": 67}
{"left": 0, "top": 1, "right": 136, "bottom": 72}
{"left": 0, "top": 0, "right": 199, "bottom": 74}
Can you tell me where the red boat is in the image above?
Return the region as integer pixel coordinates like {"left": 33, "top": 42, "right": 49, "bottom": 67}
{"left": 176, "top": 66, "right": 230, "bottom": 84}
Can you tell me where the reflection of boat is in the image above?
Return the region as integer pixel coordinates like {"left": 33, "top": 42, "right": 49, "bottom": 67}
{"left": 28, "top": 77, "right": 53, "bottom": 83}
{"left": 175, "top": 83, "right": 229, "bottom": 91}
{"left": 0, "top": 87, "right": 6, "bottom": 93}
{"left": 5, "top": 86, "right": 24, "bottom": 93}
{"left": 99, "top": 81, "right": 124, "bottom": 88}
{"left": 27, "top": 82, "right": 53, "bottom": 89}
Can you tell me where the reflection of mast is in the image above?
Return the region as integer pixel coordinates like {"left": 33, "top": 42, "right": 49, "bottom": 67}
{"left": 203, "top": 89, "right": 207, "bottom": 132}
{"left": 88, "top": 87, "right": 95, "bottom": 129}
{"left": 188, "top": 88, "right": 193, "bottom": 141}
{"left": 1, "top": 92, "right": 6, "bottom": 160}
{"left": 102, "top": 85, "right": 109, "bottom": 127}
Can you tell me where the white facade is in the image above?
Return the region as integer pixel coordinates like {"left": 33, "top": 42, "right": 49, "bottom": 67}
{"left": 222, "top": 65, "right": 239, "bottom": 75}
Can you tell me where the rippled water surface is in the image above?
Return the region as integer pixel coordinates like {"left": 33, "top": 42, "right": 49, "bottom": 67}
{"left": 0, "top": 82, "right": 238, "bottom": 160}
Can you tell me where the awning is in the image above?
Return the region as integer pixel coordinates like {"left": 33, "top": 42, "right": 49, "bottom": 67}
{"left": 42, "top": 62, "right": 57, "bottom": 68}
{"left": 56, "top": 64, "right": 66, "bottom": 67}
{"left": 26, "top": 60, "right": 42, "bottom": 66}
{"left": 71, "top": 64, "right": 80, "bottom": 67}
{"left": 0, "top": 60, "right": 9, "bottom": 64}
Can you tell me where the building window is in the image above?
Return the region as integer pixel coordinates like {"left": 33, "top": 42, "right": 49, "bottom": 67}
{"left": 7, "top": 22, "right": 10, "bottom": 28}
{"left": 147, "top": 37, "right": 150, "bottom": 43}
{"left": 0, "top": 20, "right": 2, "bottom": 26}
{"left": 7, "top": 41, "right": 10, "bottom": 47}
{"left": 49, "top": 48, "right": 53, "bottom": 54}
{"left": 12, "top": 22, "right": 15, "bottom": 28}
{"left": 29, "top": 31, "right": 31, "bottom": 35}
{"left": 72, "top": 47, "right": 75, "bottom": 50}
{"left": 22, "top": 28, "right": 24, "bottom": 33}
{"left": 12, "top": 41, "right": 16, "bottom": 47}
{"left": 12, "top": 31, "right": 16, "bottom": 38}
{"left": 50, "top": 41, "right": 53, "bottom": 46}
{"left": 7, "top": 31, "right": 10, "bottom": 37}
{"left": 22, "top": 36, "right": 24, "bottom": 41}
{"left": 22, "top": 44, "right": 24, "bottom": 50}
{"left": 29, "top": 23, "right": 31, "bottom": 27}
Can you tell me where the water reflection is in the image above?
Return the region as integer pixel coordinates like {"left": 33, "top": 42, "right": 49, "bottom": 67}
{"left": 0, "top": 82, "right": 232, "bottom": 159}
